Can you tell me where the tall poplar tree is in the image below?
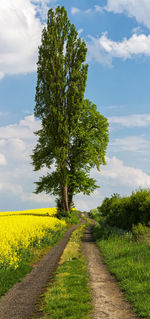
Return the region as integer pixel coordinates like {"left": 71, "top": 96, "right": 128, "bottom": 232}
{"left": 32, "top": 6, "right": 88, "bottom": 213}
{"left": 32, "top": 6, "right": 109, "bottom": 215}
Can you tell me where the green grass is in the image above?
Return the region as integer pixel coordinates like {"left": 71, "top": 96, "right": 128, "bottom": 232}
{"left": 60, "top": 209, "right": 81, "bottom": 225}
{"left": 95, "top": 229, "right": 150, "bottom": 318}
{"left": 33, "top": 225, "right": 92, "bottom": 319}
{"left": 0, "top": 228, "right": 66, "bottom": 299}
{"left": 0, "top": 264, "right": 32, "bottom": 297}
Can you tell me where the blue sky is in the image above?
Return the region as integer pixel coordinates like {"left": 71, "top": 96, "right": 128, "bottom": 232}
{"left": 0, "top": 0, "right": 150, "bottom": 211}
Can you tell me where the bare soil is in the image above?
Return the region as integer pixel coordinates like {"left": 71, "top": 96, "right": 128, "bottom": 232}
{"left": 82, "top": 226, "right": 141, "bottom": 319}
{"left": 0, "top": 225, "right": 78, "bottom": 319}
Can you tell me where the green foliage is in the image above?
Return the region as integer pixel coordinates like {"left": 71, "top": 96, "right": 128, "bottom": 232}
{"left": 0, "top": 264, "right": 32, "bottom": 298}
{"left": 89, "top": 208, "right": 101, "bottom": 222}
{"left": 99, "top": 193, "right": 120, "bottom": 217}
{"left": 68, "top": 99, "right": 109, "bottom": 208}
{"left": 32, "top": 6, "right": 109, "bottom": 214}
{"left": 34, "top": 225, "right": 92, "bottom": 319}
{"left": 98, "top": 188, "right": 150, "bottom": 230}
{"left": 32, "top": 6, "right": 88, "bottom": 212}
{"left": 96, "top": 233, "right": 150, "bottom": 319}
{"left": 132, "top": 223, "right": 150, "bottom": 243}
{"left": 92, "top": 222, "right": 128, "bottom": 241}
{"left": 92, "top": 212, "right": 150, "bottom": 318}
{"left": 57, "top": 209, "right": 80, "bottom": 224}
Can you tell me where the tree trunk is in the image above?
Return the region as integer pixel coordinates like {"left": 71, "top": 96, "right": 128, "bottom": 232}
{"left": 68, "top": 194, "right": 73, "bottom": 211}
{"left": 61, "top": 184, "right": 69, "bottom": 212}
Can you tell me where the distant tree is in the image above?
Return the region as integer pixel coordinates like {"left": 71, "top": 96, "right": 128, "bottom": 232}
{"left": 32, "top": 6, "right": 109, "bottom": 215}
{"left": 32, "top": 6, "right": 88, "bottom": 213}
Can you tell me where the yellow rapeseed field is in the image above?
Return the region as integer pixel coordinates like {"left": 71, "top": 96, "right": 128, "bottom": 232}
{"left": 0, "top": 208, "right": 66, "bottom": 270}
{"left": 0, "top": 207, "right": 57, "bottom": 216}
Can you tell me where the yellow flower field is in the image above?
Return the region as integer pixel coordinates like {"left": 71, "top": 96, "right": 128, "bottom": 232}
{"left": 0, "top": 207, "right": 57, "bottom": 217}
{"left": 0, "top": 208, "right": 66, "bottom": 270}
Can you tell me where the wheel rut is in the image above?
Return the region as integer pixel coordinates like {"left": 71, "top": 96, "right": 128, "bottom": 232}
{"left": 0, "top": 225, "right": 78, "bottom": 319}
{"left": 0, "top": 223, "right": 142, "bottom": 319}
{"left": 82, "top": 226, "right": 140, "bottom": 319}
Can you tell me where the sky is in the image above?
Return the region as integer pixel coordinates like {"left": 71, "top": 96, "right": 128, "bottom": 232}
{"left": 0, "top": 0, "right": 150, "bottom": 211}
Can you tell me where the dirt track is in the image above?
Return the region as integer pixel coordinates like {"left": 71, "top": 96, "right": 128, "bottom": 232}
{"left": 0, "top": 222, "right": 142, "bottom": 319}
{"left": 82, "top": 226, "right": 140, "bottom": 319}
{"left": 0, "top": 225, "right": 78, "bottom": 319}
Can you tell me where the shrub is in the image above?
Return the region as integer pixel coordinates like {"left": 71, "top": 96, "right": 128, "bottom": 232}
{"left": 92, "top": 219, "right": 127, "bottom": 241}
{"left": 99, "top": 193, "right": 120, "bottom": 217}
{"left": 132, "top": 223, "right": 150, "bottom": 243}
{"left": 90, "top": 208, "right": 101, "bottom": 222}
{"left": 97, "top": 188, "right": 150, "bottom": 230}
{"left": 106, "top": 196, "right": 132, "bottom": 230}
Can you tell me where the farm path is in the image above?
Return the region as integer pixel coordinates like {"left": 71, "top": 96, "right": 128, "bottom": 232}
{"left": 82, "top": 225, "right": 140, "bottom": 319}
{"left": 0, "top": 224, "right": 78, "bottom": 319}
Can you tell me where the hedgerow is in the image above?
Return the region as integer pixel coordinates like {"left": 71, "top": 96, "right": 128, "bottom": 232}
{"left": 94, "top": 188, "right": 150, "bottom": 230}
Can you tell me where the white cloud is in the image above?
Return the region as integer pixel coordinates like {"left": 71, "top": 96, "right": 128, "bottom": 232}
{"left": 2, "top": 183, "right": 24, "bottom": 196}
{"left": 19, "top": 114, "right": 40, "bottom": 131}
{"left": 101, "top": 156, "right": 150, "bottom": 187}
{"left": 78, "top": 29, "right": 84, "bottom": 36}
{"left": 71, "top": 5, "right": 103, "bottom": 16}
{"left": 80, "top": 156, "right": 150, "bottom": 209}
{"left": 105, "top": 0, "right": 150, "bottom": 29}
{"left": 21, "top": 192, "right": 55, "bottom": 203}
{"left": 0, "top": 115, "right": 41, "bottom": 168}
{"left": 0, "top": 114, "right": 150, "bottom": 210}
{"left": 85, "top": 9, "right": 92, "bottom": 14}
{"left": 0, "top": 115, "right": 43, "bottom": 204}
{"left": 87, "top": 32, "right": 150, "bottom": 64}
{"left": 31, "top": 0, "right": 55, "bottom": 20}
{"left": 87, "top": 35, "right": 112, "bottom": 66}
{"left": 109, "top": 114, "right": 150, "bottom": 127}
{"left": 0, "top": 115, "right": 40, "bottom": 140}
{"left": 75, "top": 197, "right": 91, "bottom": 211}
{"left": 0, "top": 153, "right": 6, "bottom": 165}
{"left": 2, "top": 139, "right": 28, "bottom": 163}
{"left": 94, "top": 5, "right": 103, "bottom": 13}
{"left": 0, "top": 113, "right": 63, "bottom": 210}
{"left": 71, "top": 7, "right": 81, "bottom": 15}
{"left": 112, "top": 136, "right": 150, "bottom": 152}
{"left": 0, "top": 0, "right": 43, "bottom": 78}
{"left": 132, "top": 26, "right": 143, "bottom": 34}
{"left": 0, "top": 114, "right": 59, "bottom": 208}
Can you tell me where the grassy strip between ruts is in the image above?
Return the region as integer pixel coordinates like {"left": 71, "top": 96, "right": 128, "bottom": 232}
{"left": 32, "top": 224, "right": 92, "bottom": 319}
{"left": 93, "top": 225, "right": 150, "bottom": 319}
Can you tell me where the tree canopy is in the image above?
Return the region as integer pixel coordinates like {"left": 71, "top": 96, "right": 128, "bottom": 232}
{"left": 67, "top": 99, "right": 109, "bottom": 209}
{"left": 32, "top": 6, "right": 109, "bottom": 215}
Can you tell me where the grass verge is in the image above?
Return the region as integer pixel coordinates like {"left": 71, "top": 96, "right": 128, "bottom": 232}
{"left": 0, "top": 228, "right": 66, "bottom": 298}
{"left": 93, "top": 224, "right": 150, "bottom": 318}
{"left": 33, "top": 224, "right": 92, "bottom": 319}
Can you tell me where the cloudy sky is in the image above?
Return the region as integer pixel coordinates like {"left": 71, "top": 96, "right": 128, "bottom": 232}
{"left": 0, "top": 0, "right": 150, "bottom": 211}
